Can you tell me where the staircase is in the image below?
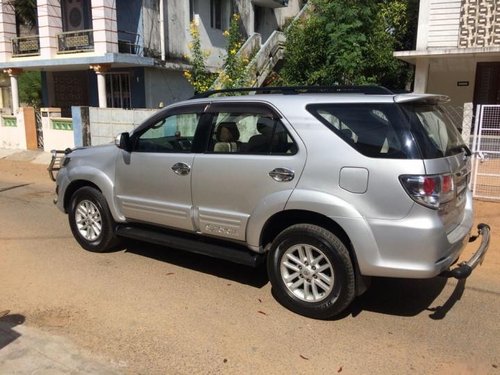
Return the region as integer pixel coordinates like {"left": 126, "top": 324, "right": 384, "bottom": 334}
{"left": 210, "top": 3, "right": 310, "bottom": 90}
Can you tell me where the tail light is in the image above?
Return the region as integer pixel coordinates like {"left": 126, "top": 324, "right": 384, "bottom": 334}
{"left": 400, "top": 174, "right": 455, "bottom": 209}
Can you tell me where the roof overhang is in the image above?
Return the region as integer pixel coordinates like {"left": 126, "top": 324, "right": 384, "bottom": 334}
{"left": 0, "top": 53, "right": 190, "bottom": 72}
{"left": 394, "top": 46, "right": 500, "bottom": 64}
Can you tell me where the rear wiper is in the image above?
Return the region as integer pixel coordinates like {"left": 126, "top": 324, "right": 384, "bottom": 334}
{"left": 448, "top": 145, "right": 471, "bottom": 156}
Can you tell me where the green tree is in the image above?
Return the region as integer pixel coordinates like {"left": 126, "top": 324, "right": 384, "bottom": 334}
{"left": 19, "top": 71, "right": 42, "bottom": 108}
{"left": 183, "top": 21, "right": 216, "bottom": 93}
{"left": 280, "top": 0, "right": 417, "bottom": 90}
{"left": 216, "top": 14, "right": 254, "bottom": 90}
{"left": 184, "top": 14, "right": 254, "bottom": 93}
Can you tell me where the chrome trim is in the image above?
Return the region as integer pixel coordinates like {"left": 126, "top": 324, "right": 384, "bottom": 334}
{"left": 441, "top": 223, "right": 490, "bottom": 279}
{"left": 269, "top": 168, "right": 295, "bottom": 182}
{"left": 171, "top": 162, "right": 191, "bottom": 176}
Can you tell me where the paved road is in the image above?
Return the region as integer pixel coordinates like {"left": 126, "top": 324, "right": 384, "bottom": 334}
{"left": 0, "top": 157, "right": 499, "bottom": 374}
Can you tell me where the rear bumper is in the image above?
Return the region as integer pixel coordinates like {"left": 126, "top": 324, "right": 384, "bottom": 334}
{"left": 344, "top": 193, "right": 481, "bottom": 278}
{"left": 440, "top": 223, "right": 490, "bottom": 279}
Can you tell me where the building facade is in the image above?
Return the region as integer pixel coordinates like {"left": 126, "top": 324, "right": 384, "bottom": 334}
{"left": 0, "top": 0, "right": 301, "bottom": 116}
{"left": 394, "top": 0, "right": 500, "bottom": 106}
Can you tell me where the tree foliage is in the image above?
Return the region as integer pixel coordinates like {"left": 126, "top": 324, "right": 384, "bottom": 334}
{"left": 19, "top": 71, "right": 42, "bottom": 108}
{"left": 183, "top": 21, "right": 216, "bottom": 93}
{"left": 184, "top": 14, "right": 254, "bottom": 93}
{"left": 216, "top": 14, "right": 254, "bottom": 90}
{"left": 279, "top": 0, "right": 418, "bottom": 90}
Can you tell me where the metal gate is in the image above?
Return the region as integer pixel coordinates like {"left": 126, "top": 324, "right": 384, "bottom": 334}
{"left": 35, "top": 110, "right": 43, "bottom": 149}
{"left": 471, "top": 105, "right": 500, "bottom": 200}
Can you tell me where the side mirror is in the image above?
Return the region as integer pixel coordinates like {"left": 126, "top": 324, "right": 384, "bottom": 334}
{"left": 115, "top": 132, "right": 132, "bottom": 152}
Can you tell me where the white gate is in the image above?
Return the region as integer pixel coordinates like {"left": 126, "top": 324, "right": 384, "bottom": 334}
{"left": 471, "top": 105, "right": 500, "bottom": 200}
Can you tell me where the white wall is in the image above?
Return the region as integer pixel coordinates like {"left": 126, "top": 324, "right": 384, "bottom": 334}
{"left": 416, "top": 0, "right": 461, "bottom": 50}
{"left": 42, "top": 118, "right": 75, "bottom": 152}
{"left": 89, "top": 107, "right": 159, "bottom": 145}
{"left": 0, "top": 114, "right": 25, "bottom": 149}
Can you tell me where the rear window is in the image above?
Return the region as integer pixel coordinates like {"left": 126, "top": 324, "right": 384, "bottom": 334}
{"left": 307, "top": 102, "right": 467, "bottom": 159}
{"left": 401, "top": 103, "right": 467, "bottom": 159}
{"left": 307, "top": 103, "right": 418, "bottom": 159}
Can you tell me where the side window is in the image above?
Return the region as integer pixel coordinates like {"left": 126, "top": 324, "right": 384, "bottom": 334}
{"left": 135, "top": 113, "right": 199, "bottom": 153}
{"left": 308, "top": 103, "right": 411, "bottom": 159}
{"left": 209, "top": 111, "right": 297, "bottom": 155}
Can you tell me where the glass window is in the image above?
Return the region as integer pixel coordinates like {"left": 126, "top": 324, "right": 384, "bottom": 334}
{"left": 308, "top": 103, "right": 417, "bottom": 159}
{"left": 210, "top": 0, "right": 230, "bottom": 30}
{"left": 135, "top": 113, "right": 199, "bottom": 153}
{"left": 209, "top": 112, "right": 297, "bottom": 154}
{"left": 402, "top": 104, "right": 466, "bottom": 159}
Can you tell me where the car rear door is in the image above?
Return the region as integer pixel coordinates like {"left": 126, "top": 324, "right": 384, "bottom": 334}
{"left": 401, "top": 100, "right": 472, "bottom": 233}
{"left": 190, "top": 102, "right": 307, "bottom": 242}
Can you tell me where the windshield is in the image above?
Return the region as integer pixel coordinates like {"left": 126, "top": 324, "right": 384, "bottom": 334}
{"left": 401, "top": 103, "right": 466, "bottom": 159}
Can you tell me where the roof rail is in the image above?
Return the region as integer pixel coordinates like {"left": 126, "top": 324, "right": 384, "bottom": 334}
{"left": 191, "top": 85, "right": 393, "bottom": 99}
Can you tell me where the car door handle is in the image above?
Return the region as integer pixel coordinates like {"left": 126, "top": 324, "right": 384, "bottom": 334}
{"left": 172, "top": 162, "right": 191, "bottom": 175}
{"left": 269, "top": 168, "right": 295, "bottom": 182}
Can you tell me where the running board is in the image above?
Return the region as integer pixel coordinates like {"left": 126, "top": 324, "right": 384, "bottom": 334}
{"left": 115, "top": 225, "right": 265, "bottom": 267}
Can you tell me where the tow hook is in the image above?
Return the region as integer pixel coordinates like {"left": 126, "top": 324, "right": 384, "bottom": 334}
{"left": 440, "top": 223, "right": 490, "bottom": 280}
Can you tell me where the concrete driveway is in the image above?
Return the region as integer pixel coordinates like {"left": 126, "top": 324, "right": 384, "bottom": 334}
{"left": 0, "top": 154, "right": 499, "bottom": 374}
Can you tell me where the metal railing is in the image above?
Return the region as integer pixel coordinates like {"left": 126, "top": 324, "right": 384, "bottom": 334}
{"left": 57, "top": 29, "right": 94, "bottom": 53}
{"left": 118, "top": 30, "right": 141, "bottom": 55}
{"left": 471, "top": 105, "right": 500, "bottom": 201}
{"left": 11, "top": 35, "right": 40, "bottom": 57}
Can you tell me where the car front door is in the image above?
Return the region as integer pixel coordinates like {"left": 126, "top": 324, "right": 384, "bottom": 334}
{"left": 115, "top": 106, "right": 206, "bottom": 231}
{"left": 191, "top": 103, "right": 306, "bottom": 244}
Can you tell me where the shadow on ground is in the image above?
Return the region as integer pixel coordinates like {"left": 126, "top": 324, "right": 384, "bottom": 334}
{"left": 124, "top": 240, "right": 269, "bottom": 288}
{"left": 0, "top": 311, "right": 25, "bottom": 350}
{"left": 123, "top": 240, "right": 465, "bottom": 319}
{"left": 347, "top": 276, "right": 465, "bottom": 319}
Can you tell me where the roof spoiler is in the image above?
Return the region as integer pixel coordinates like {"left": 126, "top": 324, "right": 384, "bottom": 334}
{"left": 394, "top": 94, "right": 450, "bottom": 104}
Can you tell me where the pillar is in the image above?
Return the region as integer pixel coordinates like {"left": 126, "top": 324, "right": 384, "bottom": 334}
{"left": 90, "top": 64, "right": 110, "bottom": 108}
{"left": 37, "top": 0, "right": 63, "bottom": 59}
{"left": 92, "top": 0, "right": 118, "bottom": 54}
{"left": 3, "top": 68, "right": 22, "bottom": 113}
{"left": 414, "top": 58, "right": 429, "bottom": 93}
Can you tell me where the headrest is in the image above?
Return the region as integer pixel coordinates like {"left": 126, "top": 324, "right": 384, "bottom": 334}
{"left": 256, "top": 117, "right": 275, "bottom": 135}
{"left": 216, "top": 122, "right": 240, "bottom": 141}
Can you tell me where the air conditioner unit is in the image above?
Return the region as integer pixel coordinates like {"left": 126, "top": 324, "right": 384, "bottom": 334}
{"left": 64, "top": 0, "right": 85, "bottom": 31}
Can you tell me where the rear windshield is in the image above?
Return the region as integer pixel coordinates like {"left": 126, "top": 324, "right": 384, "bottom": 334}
{"left": 400, "top": 103, "right": 466, "bottom": 159}
{"left": 307, "top": 102, "right": 466, "bottom": 159}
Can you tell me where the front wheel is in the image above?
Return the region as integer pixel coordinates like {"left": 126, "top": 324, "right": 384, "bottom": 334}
{"left": 267, "top": 224, "right": 355, "bottom": 319}
{"left": 68, "top": 186, "right": 120, "bottom": 252}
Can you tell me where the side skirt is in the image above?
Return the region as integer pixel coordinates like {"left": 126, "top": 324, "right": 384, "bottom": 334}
{"left": 115, "top": 224, "right": 265, "bottom": 267}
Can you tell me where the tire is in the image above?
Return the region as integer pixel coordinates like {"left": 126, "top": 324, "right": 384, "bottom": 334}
{"left": 68, "top": 186, "right": 120, "bottom": 252}
{"left": 267, "top": 224, "right": 355, "bottom": 319}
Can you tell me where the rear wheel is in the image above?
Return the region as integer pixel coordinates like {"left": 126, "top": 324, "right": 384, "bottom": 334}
{"left": 267, "top": 224, "right": 355, "bottom": 319}
{"left": 68, "top": 187, "right": 120, "bottom": 252}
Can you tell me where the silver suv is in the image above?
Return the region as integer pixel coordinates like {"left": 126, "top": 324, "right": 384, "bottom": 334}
{"left": 50, "top": 86, "right": 490, "bottom": 319}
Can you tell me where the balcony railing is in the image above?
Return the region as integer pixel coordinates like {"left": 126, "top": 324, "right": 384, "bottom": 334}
{"left": 117, "top": 30, "right": 161, "bottom": 58}
{"left": 57, "top": 29, "right": 94, "bottom": 53}
{"left": 12, "top": 35, "right": 40, "bottom": 57}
